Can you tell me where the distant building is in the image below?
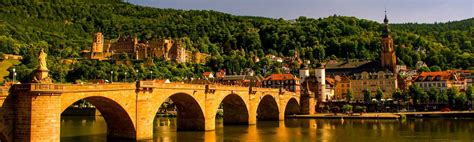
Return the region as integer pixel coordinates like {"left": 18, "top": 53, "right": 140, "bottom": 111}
{"left": 218, "top": 74, "right": 263, "bottom": 87}
{"left": 2, "top": 54, "right": 22, "bottom": 60}
{"left": 325, "top": 77, "right": 336, "bottom": 101}
{"left": 202, "top": 72, "right": 214, "bottom": 79}
{"left": 333, "top": 75, "right": 351, "bottom": 100}
{"left": 415, "top": 61, "right": 428, "bottom": 70}
{"left": 83, "top": 32, "right": 209, "bottom": 63}
{"left": 262, "top": 73, "right": 300, "bottom": 92}
{"left": 413, "top": 71, "right": 468, "bottom": 91}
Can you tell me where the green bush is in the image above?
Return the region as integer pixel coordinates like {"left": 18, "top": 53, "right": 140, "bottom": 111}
{"left": 342, "top": 104, "right": 353, "bottom": 113}
{"left": 354, "top": 106, "right": 365, "bottom": 113}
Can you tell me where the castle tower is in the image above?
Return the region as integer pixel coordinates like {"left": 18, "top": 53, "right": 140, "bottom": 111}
{"left": 92, "top": 32, "right": 104, "bottom": 53}
{"left": 380, "top": 12, "right": 397, "bottom": 73}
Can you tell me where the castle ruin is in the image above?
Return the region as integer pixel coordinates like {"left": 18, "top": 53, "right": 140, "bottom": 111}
{"left": 83, "top": 32, "right": 209, "bottom": 64}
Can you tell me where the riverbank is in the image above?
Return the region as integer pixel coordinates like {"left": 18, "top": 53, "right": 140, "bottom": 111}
{"left": 288, "top": 113, "right": 400, "bottom": 119}
{"left": 288, "top": 111, "right": 474, "bottom": 119}
{"left": 396, "top": 111, "right": 474, "bottom": 118}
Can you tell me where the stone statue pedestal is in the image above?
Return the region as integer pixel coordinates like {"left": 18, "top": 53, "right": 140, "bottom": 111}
{"left": 32, "top": 69, "right": 51, "bottom": 83}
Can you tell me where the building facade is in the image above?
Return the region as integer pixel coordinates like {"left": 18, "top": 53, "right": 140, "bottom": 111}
{"left": 263, "top": 73, "right": 300, "bottom": 92}
{"left": 414, "top": 71, "right": 469, "bottom": 91}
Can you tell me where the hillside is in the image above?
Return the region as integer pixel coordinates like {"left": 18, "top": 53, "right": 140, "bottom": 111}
{"left": 0, "top": 59, "right": 20, "bottom": 83}
{"left": 0, "top": 0, "right": 472, "bottom": 83}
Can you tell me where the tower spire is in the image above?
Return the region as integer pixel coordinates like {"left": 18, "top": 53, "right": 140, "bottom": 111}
{"left": 384, "top": 9, "right": 389, "bottom": 24}
{"left": 382, "top": 9, "right": 390, "bottom": 38}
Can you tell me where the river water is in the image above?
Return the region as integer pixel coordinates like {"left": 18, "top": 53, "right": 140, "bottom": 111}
{"left": 61, "top": 116, "right": 474, "bottom": 142}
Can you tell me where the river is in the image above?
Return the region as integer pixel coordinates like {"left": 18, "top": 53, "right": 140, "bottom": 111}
{"left": 60, "top": 116, "right": 474, "bottom": 142}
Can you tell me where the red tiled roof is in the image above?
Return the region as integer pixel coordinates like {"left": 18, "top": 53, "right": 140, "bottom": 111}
{"left": 416, "top": 71, "right": 457, "bottom": 81}
{"left": 326, "top": 77, "right": 336, "bottom": 85}
{"left": 202, "top": 72, "right": 213, "bottom": 77}
{"left": 264, "top": 73, "right": 298, "bottom": 81}
{"left": 216, "top": 70, "right": 225, "bottom": 78}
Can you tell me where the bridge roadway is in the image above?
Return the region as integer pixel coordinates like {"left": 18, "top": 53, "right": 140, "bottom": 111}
{"left": 0, "top": 81, "right": 300, "bottom": 142}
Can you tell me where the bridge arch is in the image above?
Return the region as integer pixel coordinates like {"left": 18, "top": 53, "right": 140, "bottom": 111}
{"left": 284, "top": 98, "right": 300, "bottom": 115}
{"left": 217, "top": 93, "right": 249, "bottom": 125}
{"left": 61, "top": 96, "right": 136, "bottom": 139}
{"left": 156, "top": 93, "right": 206, "bottom": 131}
{"left": 257, "top": 95, "right": 280, "bottom": 121}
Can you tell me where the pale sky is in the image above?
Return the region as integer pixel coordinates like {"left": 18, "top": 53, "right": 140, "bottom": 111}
{"left": 128, "top": 0, "right": 474, "bottom": 23}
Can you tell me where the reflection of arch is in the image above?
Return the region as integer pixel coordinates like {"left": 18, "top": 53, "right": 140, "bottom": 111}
{"left": 257, "top": 95, "right": 279, "bottom": 121}
{"left": 61, "top": 96, "right": 136, "bottom": 139}
{"left": 219, "top": 94, "right": 249, "bottom": 125}
{"left": 166, "top": 93, "right": 205, "bottom": 130}
{"left": 284, "top": 98, "right": 300, "bottom": 115}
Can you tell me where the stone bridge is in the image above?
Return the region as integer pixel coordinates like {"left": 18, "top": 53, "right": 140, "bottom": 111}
{"left": 0, "top": 81, "right": 300, "bottom": 142}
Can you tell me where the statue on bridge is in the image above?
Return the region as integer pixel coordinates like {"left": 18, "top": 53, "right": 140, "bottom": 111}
{"left": 32, "top": 48, "right": 51, "bottom": 83}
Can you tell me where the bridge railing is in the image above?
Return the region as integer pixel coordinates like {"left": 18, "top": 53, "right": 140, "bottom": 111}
{"left": 12, "top": 83, "right": 136, "bottom": 93}
{"left": 9, "top": 81, "right": 299, "bottom": 97}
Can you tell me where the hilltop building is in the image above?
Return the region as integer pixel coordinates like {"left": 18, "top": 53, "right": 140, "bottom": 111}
{"left": 83, "top": 32, "right": 209, "bottom": 64}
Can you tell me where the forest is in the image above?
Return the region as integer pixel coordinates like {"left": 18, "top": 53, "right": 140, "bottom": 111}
{"left": 0, "top": 0, "right": 473, "bottom": 83}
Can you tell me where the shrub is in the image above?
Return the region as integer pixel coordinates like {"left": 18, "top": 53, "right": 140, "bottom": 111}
{"left": 342, "top": 104, "right": 353, "bottom": 113}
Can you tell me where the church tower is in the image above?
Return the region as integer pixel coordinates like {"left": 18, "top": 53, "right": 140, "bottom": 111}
{"left": 380, "top": 12, "right": 397, "bottom": 73}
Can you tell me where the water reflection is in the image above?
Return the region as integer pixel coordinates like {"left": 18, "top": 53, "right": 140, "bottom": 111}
{"left": 61, "top": 116, "right": 474, "bottom": 142}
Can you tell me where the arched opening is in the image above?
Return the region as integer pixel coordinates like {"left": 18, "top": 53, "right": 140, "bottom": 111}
{"left": 60, "top": 97, "right": 135, "bottom": 141}
{"left": 154, "top": 93, "right": 205, "bottom": 131}
{"left": 257, "top": 95, "right": 279, "bottom": 121}
{"left": 284, "top": 98, "right": 300, "bottom": 115}
{"left": 220, "top": 94, "right": 249, "bottom": 125}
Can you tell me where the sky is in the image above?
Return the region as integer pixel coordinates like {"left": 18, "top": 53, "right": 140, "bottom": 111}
{"left": 128, "top": 0, "right": 474, "bottom": 23}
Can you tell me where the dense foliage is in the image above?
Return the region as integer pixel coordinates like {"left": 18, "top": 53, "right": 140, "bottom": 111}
{"left": 0, "top": 0, "right": 473, "bottom": 83}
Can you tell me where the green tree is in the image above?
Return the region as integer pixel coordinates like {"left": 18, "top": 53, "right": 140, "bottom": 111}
{"left": 447, "top": 87, "right": 459, "bottom": 108}
{"left": 439, "top": 90, "right": 449, "bottom": 104}
{"left": 346, "top": 89, "right": 354, "bottom": 103}
{"left": 455, "top": 93, "right": 468, "bottom": 109}
{"left": 375, "top": 88, "right": 384, "bottom": 101}
{"left": 409, "top": 84, "right": 425, "bottom": 105}
{"left": 427, "top": 87, "right": 439, "bottom": 103}
{"left": 363, "top": 89, "right": 371, "bottom": 104}
{"left": 466, "top": 85, "right": 473, "bottom": 109}
{"left": 392, "top": 89, "right": 403, "bottom": 110}
{"left": 418, "top": 66, "right": 431, "bottom": 72}
{"left": 429, "top": 66, "right": 442, "bottom": 71}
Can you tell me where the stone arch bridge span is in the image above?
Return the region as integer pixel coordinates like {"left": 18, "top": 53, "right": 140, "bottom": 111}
{"left": 1, "top": 81, "right": 300, "bottom": 141}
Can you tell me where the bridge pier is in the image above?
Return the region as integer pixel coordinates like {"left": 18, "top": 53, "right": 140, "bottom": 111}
{"left": 300, "top": 96, "right": 315, "bottom": 115}
{"left": 135, "top": 92, "right": 154, "bottom": 140}
{"left": 14, "top": 93, "right": 61, "bottom": 142}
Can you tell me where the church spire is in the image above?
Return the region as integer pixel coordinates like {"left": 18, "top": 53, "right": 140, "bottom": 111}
{"left": 384, "top": 10, "right": 389, "bottom": 24}
{"left": 382, "top": 10, "right": 390, "bottom": 38}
